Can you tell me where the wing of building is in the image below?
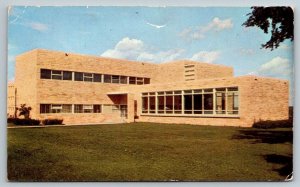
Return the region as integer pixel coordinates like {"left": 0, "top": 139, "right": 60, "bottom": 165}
{"left": 7, "top": 49, "right": 289, "bottom": 127}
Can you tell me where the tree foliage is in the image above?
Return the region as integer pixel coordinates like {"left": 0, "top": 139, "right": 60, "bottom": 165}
{"left": 16, "top": 104, "right": 32, "bottom": 119}
{"left": 243, "top": 7, "right": 294, "bottom": 50}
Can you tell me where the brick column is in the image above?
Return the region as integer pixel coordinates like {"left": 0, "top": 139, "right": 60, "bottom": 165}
{"left": 127, "top": 93, "right": 135, "bottom": 123}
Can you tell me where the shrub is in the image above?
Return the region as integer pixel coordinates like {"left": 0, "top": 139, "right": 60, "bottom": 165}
{"left": 13, "top": 118, "right": 40, "bottom": 126}
{"left": 42, "top": 119, "right": 64, "bottom": 125}
{"left": 7, "top": 118, "right": 16, "bottom": 124}
{"left": 252, "top": 118, "right": 293, "bottom": 129}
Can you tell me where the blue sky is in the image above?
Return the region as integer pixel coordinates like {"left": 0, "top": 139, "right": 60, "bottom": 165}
{"left": 8, "top": 6, "right": 294, "bottom": 103}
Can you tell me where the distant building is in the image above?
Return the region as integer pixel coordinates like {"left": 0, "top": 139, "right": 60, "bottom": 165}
{"left": 7, "top": 49, "right": 289, "bottom": 127}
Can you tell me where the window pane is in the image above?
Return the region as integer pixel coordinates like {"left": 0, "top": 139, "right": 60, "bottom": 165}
{"left": 144, "top": 78, "right": 150, "bottom": 84}
{"left": 63, "top": 71, "right": 72, "bottom": 80}
{"left": 51, "top": 104, "right": 62, "bottom": 113}
{"left": 216, "top": 92, "right": 226, "bottom": 114}
{"left": 40, "top": 104, "right": 50, "bottom": 113}
{"left": 94, "top": 74, "right": 102, "bottom": 82}
{"left": 142, "top": 97, "right": 148, "bottom": 113}
{"left": 104, "top": 75, "right": 112, "bottom": 83}
{"left": 93, "top": 105, "right": 101, "bottom": 113}
{"left": 149, "top": 96, "right": 156, "bottom": 111}
{"left": 129, "top": 77, "right": 136, "bottom": 84}
{"left": 204, "top": 94, "right": 213, "bottom": 110}
{"left": 166, "top": 95, "right": 173, "bottom": 113}
{"left": 193, "top": 94, "right": 202, "bottom": 110}
{"left": 62, "top": 104, "right": 72, "bottom": 113}
{"left": 74, "top": 104, "right": 83, "bottom": 113}
{"left": 136, "top": 77, "right": 143, "bottom": 85}
{"left": 227, "top": 92, "right": 239, "bottom": 112}
{"left": 157, "top": 96, "right": 164, "bottom": 112}
{"left": 120, "top": 76, "right": 127, "bottom": 84}
{"left": 184, "top": 95, "right": 192, "bottom": 110}
{"left": 84, "top": 73, "right": 93, "bottom": 82}
{"left": 75, "top": 72, "right": 83, "bottom": 81}
{"left": 174, "top": 95, "right": 182, "bottom": 111}
{"left": 41, "top": 69, "right": 51, "bottom": 79}
{"left": 112, "top": 75, "right": 120, "bottom": 83}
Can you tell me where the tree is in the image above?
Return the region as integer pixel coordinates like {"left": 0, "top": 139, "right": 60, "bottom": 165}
{"left": 243, "top": 7, "right": 294, "bottom": 50}
{"left": 17, "top": 104, "right": 32, "bottom": 119}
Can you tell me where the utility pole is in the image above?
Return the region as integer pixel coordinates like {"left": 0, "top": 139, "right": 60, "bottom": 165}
{"left": 14, "top": 88, "right": 17, "bottom": 118}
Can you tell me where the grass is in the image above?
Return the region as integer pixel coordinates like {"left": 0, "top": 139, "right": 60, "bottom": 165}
{"left": 7, "top": 122, "right": 293, "bottom": 181}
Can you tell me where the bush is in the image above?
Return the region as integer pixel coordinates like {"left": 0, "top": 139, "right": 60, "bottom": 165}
{"left": 7, "top": 118, "right": 16, "bottom": 124}
{"left": 42, "top": 119, "right": 64, "bottom": 125}
{"left": 13, "top": 118, "right": 40, "bottom": 126}
{"left": 252, "top": 118, "right": 293, "bottom": 129}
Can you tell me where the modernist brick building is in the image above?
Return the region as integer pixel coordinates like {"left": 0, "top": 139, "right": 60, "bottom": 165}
{"left": 7, "top": 49, "right": 289, "bottom": 127}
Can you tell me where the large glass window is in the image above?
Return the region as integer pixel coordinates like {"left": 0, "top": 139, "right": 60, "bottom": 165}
{"left": 51, "top": 104, "right": 62, "bottom": 113}
{"left": 141, "top": 87, "right": 239, "bottom": 116}
{"left": 83, "top": 105, "right": 93, "bottom": 113}
{"left": 129, "top": 77, "right": 136, "bottom": 84}
{"left": 62, "top": 104, "right": 72, "bottom": 113}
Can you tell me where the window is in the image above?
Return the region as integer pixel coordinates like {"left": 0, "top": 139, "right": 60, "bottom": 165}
{"left": 193, "top": 94, "right": 202, "bottom": 114}
{"left": 62, "top": 104, "right": 72, "bottom": 113}
{"left": 40, "top": 104, "right": 51, "bottom": 113}
{"left": 83, "top": 73, "right": 93, "bottom": 82}
{"left": 129, "top": 77, "right": 136, "bottom": 84}
{"left": 74, "top": 104, "right": 83, "bottom": 113}
{"left": 149, "top": 96, "right": 155, "bottom": 113}
{"left": 104, "top": 75, "right": 112, "bottom": 83}
{"left": 83, "top": 105, "right": 93, "bottom": 113}
{"left": 112, "top": 75, "right": 120, "bottom": 84}
{"left": 144, "top": 78, "right": 150, "bottom": 84}
{"left": 93, "top": 105, "right": 101, "bottom": 113}
{"left": 51, "top": 70, "right": 63, "bottom": 80}
{"left": 157, "top": 95, "right": 165, "bottom": 113}
{"left": 75, "top": 72, "right": 83, "bottom": 81}
{"left": 63, "top": 71, "right": 72, "bottom": 80}
{"left": 41, "top": 69, "right": 51, "bottom": 79}
{"left": 136, "top": 77, "right": 143, "bottom": 85}
{"left": 184, "top": 95, "right": 192, "bottom": 114}
{"left": 120, "top": 76, "right": 127, "bottom": 84}
{"left": 174, "top": 95, "right": 182, "bottom": 114}
{"left": 51, "top": 104, "right": 62, "bottom": 113}
{"left": 165, "top": 95, "right": 173, "bottom": 114}
{"left": 142, "top": 97, "right": 148, "bottom": 113}
{"left": 141, "top": 87, "right": 239, "bottom": 116}
{"left": 216, "top": 92, "right": 226, "bottom": 114}
{"left": 204, "top": 94, "right": 214, "bottom": 114}
{"left": 93, "top": 74, "right": 102, "bottom": 82}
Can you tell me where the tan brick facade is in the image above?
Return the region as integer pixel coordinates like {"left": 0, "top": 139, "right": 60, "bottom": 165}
{"left": 7, "top": 49, "right": 289, "bottom": 127}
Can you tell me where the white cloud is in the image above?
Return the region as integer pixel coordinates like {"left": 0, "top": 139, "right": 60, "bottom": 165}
{"left": 190, "top": 51, "right": 220, "bottom": 63}
{"left": 180, "top": 17, "right": 233, "bottom": 40}
{"left": 7, "top": 55, "right": 15, "bottom": 63}
{"left": 101, "top": 37, "right": 185, "bottom": 63}
{"left": 240, "top": 48, "right": 255, "bottom": 55}
{"left": 28, "top": 22, "right": 49, "bottom": 31}
{"left": 257, "top": 57, "right": 292, "bottom": 78}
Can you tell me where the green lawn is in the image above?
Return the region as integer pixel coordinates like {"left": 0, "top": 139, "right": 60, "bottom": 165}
{"left": 7, "top": 123, "right": 293, "bottom": 181}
